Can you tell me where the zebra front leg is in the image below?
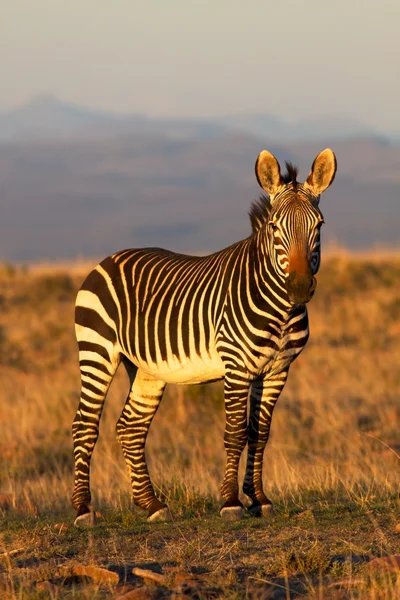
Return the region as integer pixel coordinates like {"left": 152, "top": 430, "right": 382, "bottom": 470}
{"left": 220, "top": 372, "right": 249, "bottom": 520}
{"left": 116, "top": 367, "right": 169, "bottom": 521}
{"left": 72, "top": 354, "right": 119, "bottom": 527}
{"left": 243, "top": 370, "right": 288, "bottom": 517}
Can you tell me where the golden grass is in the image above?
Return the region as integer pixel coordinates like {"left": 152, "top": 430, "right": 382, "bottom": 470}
{"left": 0, "top": 252, "right": 399, "bottom": 598}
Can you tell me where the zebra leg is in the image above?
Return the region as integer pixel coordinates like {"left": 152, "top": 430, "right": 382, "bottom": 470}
{"left": 116, "top": 366, "right": 169, "bottom": 521}
{"left": 72, "top": 350, "right": 120, "bottom": 527}
{"left": 243, "top": 370, "right": 288, "bottom": 517}
{"left": 220, "top": 373, "right": 249, "bottom": 520}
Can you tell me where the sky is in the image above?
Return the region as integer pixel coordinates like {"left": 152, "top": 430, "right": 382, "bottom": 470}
{"left": 2, "top": 0, "right": 400, "bottom": 134}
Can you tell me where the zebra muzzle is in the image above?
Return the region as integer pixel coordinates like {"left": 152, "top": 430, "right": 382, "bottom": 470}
{"left": 286, "top": 272, "right": 316, "bottom": 304}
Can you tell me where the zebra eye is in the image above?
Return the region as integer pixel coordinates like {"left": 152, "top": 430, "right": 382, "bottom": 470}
{"left": 268, "top": 221, "right": 278, "bottom": 232}
{"left": 316, "top": 220, "right": 325, "bottom": 229}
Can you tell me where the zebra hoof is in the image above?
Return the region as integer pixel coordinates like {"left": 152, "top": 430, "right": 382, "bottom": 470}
{"left": 220, "top": 505, "right": 243, "bottom": 521}
{"left": 248, "top": 503, "right": 274, "bottom": 518}
{"left": 74, "top": 509, "right": 96, "bottom": 528}
{"left": 147, "top": 507, "right": 172, "bottom": 522}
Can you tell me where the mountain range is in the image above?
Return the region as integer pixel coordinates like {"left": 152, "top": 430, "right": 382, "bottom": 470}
{"left": 0, "top": 96, "right": 399, "bottom": 261}
{"left": 0, "top": 94, "right": 388, "bottom": 143}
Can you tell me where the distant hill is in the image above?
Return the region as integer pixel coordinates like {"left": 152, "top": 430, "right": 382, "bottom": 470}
{"left": 0, "top": 95, "right": 228, "bottom": 143}
{"left": 0, "top": 95, "right": 391, "bottom": 143}
{"left": 1, "top": 126, "right": 399, "bottom": 261}
{"left": 220, "top": 113, "right": 379, "bottom": 141}
{"left": 0, "top": 94, "right": 119, "bottom": 141}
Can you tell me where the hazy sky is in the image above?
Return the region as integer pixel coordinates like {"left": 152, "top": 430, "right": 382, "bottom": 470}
{"left": 2, "top": 0, "right": 399, "bottom": 133}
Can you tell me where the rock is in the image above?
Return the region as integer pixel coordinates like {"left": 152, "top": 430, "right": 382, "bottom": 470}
{"left": 132, "top": 567, "right": 166, "bottom": 585}
{"left": 70, "top": 564, "right": 119, "bottom": 584}
{"left": 130, "top": 567, "right": 207, "bottom": 598}
{"left": 367, "top": 555, "right": 400, "bottom": 573}
{"left": 114, "top": 585, "right": 160, "bottom": 599}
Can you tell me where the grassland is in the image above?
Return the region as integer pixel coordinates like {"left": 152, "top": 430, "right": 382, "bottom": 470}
{"left": 0, "top": 252, "right": 399, "bottom": 599}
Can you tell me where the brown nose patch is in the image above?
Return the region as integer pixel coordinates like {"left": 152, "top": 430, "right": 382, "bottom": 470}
{"left": 288, "top": 251, "right": 309, "bottom": 276}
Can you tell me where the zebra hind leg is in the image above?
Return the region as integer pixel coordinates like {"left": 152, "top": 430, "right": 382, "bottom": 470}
{"left": 220, "top": 373, "right": 249, "bottom": 520}
{"left": 72, "top": 350, "right": 120, "bottom": 527}
{"left": 116, "top": 365, "right": 170, "bottom": 522}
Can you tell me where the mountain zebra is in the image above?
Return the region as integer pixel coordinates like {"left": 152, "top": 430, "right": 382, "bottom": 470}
{"left": 72, "top": 148, "right": 337, "bottom": 526}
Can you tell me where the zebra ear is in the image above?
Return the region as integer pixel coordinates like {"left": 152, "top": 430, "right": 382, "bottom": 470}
{"left": 305, "top": 149, "right": 337, "bottom": 196}
{"left": 255, "top": 150, "right": 283, "bottom": 196}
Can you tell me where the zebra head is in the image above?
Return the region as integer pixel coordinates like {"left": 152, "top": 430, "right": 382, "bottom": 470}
{"left": 252, "top": 149, "right": 337, "bottom": 304}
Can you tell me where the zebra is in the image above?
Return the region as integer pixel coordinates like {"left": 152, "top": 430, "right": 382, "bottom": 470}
{"left": 72, "top": 148, "right": 337, "bottom": 526}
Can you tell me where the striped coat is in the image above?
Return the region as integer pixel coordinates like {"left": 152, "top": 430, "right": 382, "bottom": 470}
{"left": 72, "top": 148, "right": 337, "bottom": 525}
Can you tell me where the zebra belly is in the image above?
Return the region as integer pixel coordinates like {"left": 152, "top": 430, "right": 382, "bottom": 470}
{"left": 133, "top": 349, "right": 226, "bottom": 385}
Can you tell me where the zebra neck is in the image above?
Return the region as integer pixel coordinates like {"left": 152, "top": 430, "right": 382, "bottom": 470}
{"left": 246, "top": 232, "right": 293, "bottom": 318}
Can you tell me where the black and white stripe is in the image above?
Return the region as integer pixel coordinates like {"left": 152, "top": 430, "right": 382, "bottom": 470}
{"left": 72, "top": 148, "right": 337, "bottom": 524}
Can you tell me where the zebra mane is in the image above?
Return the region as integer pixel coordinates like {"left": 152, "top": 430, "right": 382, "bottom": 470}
{"left": 282, "top": 162, "right": 298, "bottom": 186}
{"left": 249, "top": 194, "right": 272, "bottom": 233}
{"left": 249, "top": 161, "right": 299, "bottom": 232}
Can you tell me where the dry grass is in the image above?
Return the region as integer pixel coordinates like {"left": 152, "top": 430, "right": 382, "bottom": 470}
{"left": 0, "top": 252, "right": 399, "bottom": 599}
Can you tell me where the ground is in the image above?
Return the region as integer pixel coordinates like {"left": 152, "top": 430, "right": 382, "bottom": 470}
{"left": 0, "top": 252, "right": 399, "bottom": 598}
